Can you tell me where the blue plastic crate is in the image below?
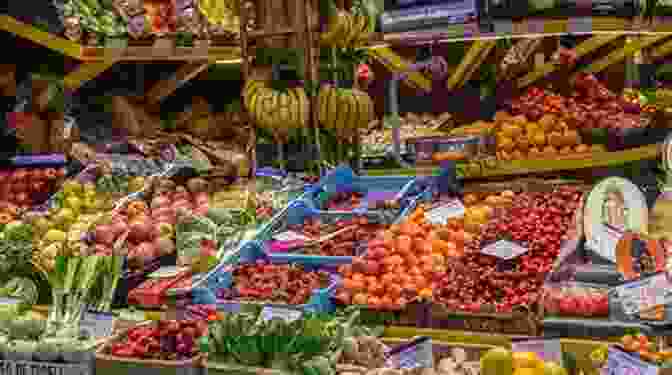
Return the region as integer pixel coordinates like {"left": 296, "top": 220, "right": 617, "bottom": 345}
{"left": 306, "top": 166, "right": 432, "bottom": 211}
{"left": 213, "top": 255, "right": 340, "bottom": 314}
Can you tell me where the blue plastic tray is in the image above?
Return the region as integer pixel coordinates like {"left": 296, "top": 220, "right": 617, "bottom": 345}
{"left": 213, "top": 259, "right": 340, "bottom": 314}
{"left": 305, "top": 165, "right": 432, "bottom": 211}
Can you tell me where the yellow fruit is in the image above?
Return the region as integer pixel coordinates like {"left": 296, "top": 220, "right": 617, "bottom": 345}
{"left": 43, "top": 229, "right": 67, "bottom": 243}
{"left": 512, "top": 115, "right": 527, "bottom": 125}
{"left": 511, "top": 150, "right": 524, "bottom": 160}
{"left": 517, "top": 137, "right": 531, "bottom": 151}
{"left": 513, "top": 367, "right": 543, "bottom": 375}
{"left": 526, "top": 123, "right": 541, "bottom": 135}
{"left": 531, "top": 132, "right": 547, "bottom": 147}
{"left": 575, "top": 144, "right": 590, "bottom": 153}
{"left": 498, "top": 137, "right": 515, "bottom": 152}
{"left": 559, "top": 146, "right": 572, "bottom": 155}
{"left": 481, "top": 348, "right": 514, "bottom": 375}
{"left": 512, "top": 352, "right": 542, "bottom": 369}
{"left": 543, "top": 362, "right": 568, "bottom": 375}
{"left": 543, "top": 145, "right": 557, "bottom": 155}
{"left": 548, "top": 132, "right": 564, "bottom": 148}
{"left": 528, "top": 147, "right": 542, "bottom": 159}
{"left": 62, "top": 180, "right": 83, "bottom": 197}
{"left": 538, "top": 114, "right": 556, "bottom": 132}
{"left": 501, "top": 124, "right": 523, "bottom": 138}
{"left": 591, "top": 144, "right": 607, "bottom": 153}
{"left": 562, "top": 130, "right": 580, "bottom": 147}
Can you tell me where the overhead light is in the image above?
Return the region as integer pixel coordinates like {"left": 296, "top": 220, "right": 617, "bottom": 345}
{"left": 216, "top": 58, "right": 243, "bottom": 64}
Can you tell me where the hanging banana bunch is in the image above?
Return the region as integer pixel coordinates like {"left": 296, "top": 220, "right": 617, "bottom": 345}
{"left": 242, "top": 79, "right": 310, "bottom": 142}
{"left": 320, "top": 0, "right": 378, "bottom": 48}
{"left": 318, "top": 84, "right": 375, "bottom": 142}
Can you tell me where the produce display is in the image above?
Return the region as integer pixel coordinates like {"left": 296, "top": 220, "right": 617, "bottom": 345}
{"left": 360, "top": 113, "right": 453, "bottom": 157}
{"left": 216, "top": 261, "right": 331, "bottom": 305}
{"left": 543, "top": 283, "right": 610, "bottom": 318}
{"left": 103, "top": 320, "right": 207, "bottom": 360}
{"left": 0, "top": 167, "right": 65, "bottom": 212}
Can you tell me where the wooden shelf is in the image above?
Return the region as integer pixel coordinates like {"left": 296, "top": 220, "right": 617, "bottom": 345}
{"left": 79, "top": 45, "right": 241, "bottom": 62}
{"left": 0, "top": 15, "right": 82, "bottom": 59}
{"left": 460, "top": 144, "right": 660, "bottom": 179}
{"left": 363, "top": 144, "right": 660, "bottom": 179}
{"left": 367, "top": 46, "right": 432, "bottom": 91}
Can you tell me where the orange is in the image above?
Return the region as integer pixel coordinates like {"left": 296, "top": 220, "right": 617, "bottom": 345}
{"left": 512, "top": 352, "right": 542, "bottom": 369}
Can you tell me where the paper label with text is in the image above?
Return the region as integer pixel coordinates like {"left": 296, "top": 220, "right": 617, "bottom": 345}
{"left": 81, "top": 311, "right": 116, "bottom": 339}
{"left": 260, "top": 306, "right": 302, "bottom": 323}
{"left": 605, "top": 347, "right": 659, "bottom": 375}
{"left": 425, "top": 200, "right": 465, "bottom": 225}
{"left": 512, "top": 339, "right": 562, "bottom": 363}
{"left": 481, "top": 240, "right": 529, "bottom": 260}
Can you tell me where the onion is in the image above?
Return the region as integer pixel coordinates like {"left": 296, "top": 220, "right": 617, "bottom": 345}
{"left": 93, "top": 244, "right": 113, "bottom": 256}
{"left": 194, "top": 204, "right": 209, "bottom": 216}
{"left": 95, "top": 225, "right": 116, "bottom": 246}
{"left": 153, "top": 236, "right": 176, "bottom": 256}
{"left": 110, "top": 221, "right": 128, "bottom": 237}
{"left": 193, "top": 192, "right": 209, "bottom": 206}
{"left": 154, "top": 215, "right": 177, "bottom": 225}
{"left": 172, "top": 199, "right": 192, "bottom": 211}
{"left": 136, "top": 242, "right": 158, "bottom": 258}
{"left": 152, "top": 207, "right": 174, "bottom": 219}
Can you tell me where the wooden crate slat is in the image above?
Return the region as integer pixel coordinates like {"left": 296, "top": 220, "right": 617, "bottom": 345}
{"left": 145, "top": 62, "right": 210, "bottom": 104}
{"left": 63, "top": 60, "right": 117, "bottom": 90}
{"left": 0, "top": 15, "right": 82, "bottom": 59}
{"left": 368, "top": 47, "right": 432, "bottom": 91}
{"left": 517, "top": 34, "right": 622, "bottom": 88}
{"left": 578, "top": 34, "right": 669, "bottom": 76}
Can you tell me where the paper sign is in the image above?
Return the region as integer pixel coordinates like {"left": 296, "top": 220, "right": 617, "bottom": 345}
{"left": 260, "top": 306, "right": 302, "bottom": 323}
{"left": 272, "top": 231, "right": 311, "bottom": 242}
{"left": 387, "top": 337, "right": 433, "bottom": 369}
{"left": 481, "top": 240, "right": 529, "bottom": 260}
{"left": 512, "top": 339, "right": 563, "bottom": 363}
{"left": 0, "top": 297, "right": 22, "bottom": 306}
{"left": 613, "top": 272, "right": 672, "bottom": 314}
{"left": 81, "top": 311, "right": 116, "bottom": 339}
{"left": 425, "top": 200, "right": 465, "bottom": 224}
{"left": 605, "top": 347, "right": 659, "bottom": 375}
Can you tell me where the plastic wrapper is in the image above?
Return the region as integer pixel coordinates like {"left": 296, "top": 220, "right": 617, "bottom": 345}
{"left": 543, "top": 282, "right": 610, "bottom": 318}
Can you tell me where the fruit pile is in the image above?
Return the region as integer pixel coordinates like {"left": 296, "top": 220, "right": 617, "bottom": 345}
{"left": 216, "top": 261, "right": 331, "bottom": 305}
{"left": 434, "top": 186, "right": 582, "bottom": 313}
{"left": 335, "top": 210, "right": 435, "bottom": 310}
{"left": 509, "top": 74, "right": 643, "bottom": 130}
{"left": 0, "top": 167, "right": 64, "bottom": 211}
{"left": 128, "top": 272, "right": 190, "bottom": 308}
{"left": 463, "top": 190, "right": 515, "bottom": 234}
{"left": 480, "top": 348, "right": 569, "bottom": 375}
{"left": 106, "top": 320, "right": 207, "bottom": 361}
{"left": 543, "top": 283, "right": 609, "bottom": 318}
{"left": 620, "top": 334, "right": 672, "bottom": 363}
{"left": 494, "top": 111, "right": 605, "bottom": 161}
{"left": 324, "top": 191, "right": 364, "bottom": 211}
{"left": 280, "top": 216, "right": 386, "bottom": 256}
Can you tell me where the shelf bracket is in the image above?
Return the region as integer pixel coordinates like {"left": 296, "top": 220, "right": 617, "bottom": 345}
{"left": 0, "top": 15, "right": 82, "bottom": 59}
{"left": 576, "top": 34, "right": 670, "bottom": 78}
{"left": 144, "top": 62, "right": 210, "bottom": 105}
{"left": 368, "top": 47, "right": 432, "bottom": 91}
{"left": 446, "top": 40, "right": 496, "bottom": 90}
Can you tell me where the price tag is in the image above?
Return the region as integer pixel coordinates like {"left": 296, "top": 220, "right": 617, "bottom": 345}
{"left": 481, "top": 240, "right": 529, "bottom": 260}
{"left": 512, "top": 339, "right": 562, "bottom": 363}
{"left": 613, "top": 272, "right": 672, "bottom": 314}
{"left": 425, "top": 200, "right": 465, "bottom": 224}
{"left": 272, "top": 231, "right": 311, "bottom": 242}
{"left": 260, "top": 306, "right": 302, "bottom": 323}
{"left": 605, "top": 347, "right": 659, "bottom": 375}
{"left": 387, "top": 337, "right": 433, "bottom": 369}
{"left": 81, "top": 311, "right": 116, "bottom": 339}
{"left": 0, "top": 297, "right": 22, "bottom": 306}
{"left": 588, "top": 224, "right": 623, "bottom": 262}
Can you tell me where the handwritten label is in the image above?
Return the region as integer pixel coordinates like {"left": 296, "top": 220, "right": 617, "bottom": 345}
{"left": 613, "top": 272, "right": 672, "bottom": 315}
{"left": 512, "top": 339, "right": 562, "bottom": 363}
{"left": 272, "top": 231, "right": 311, "bottom": 242}
{"left": 605, "top": 347, "right": 659, "bottom": 375}
{"left": 481, "top": 240, "right": 529, "bottom": 260}
{"left": 387, "top": 338, "right": 433, "bottom": 369}
{"left": 260, "top": 306, "right": 302, "bottom": 323}
{"left": 425, "top": 200, "right": 465, "bottom": 224}
{"left": 80, "top": 311, "right": 115, "bottom": 339}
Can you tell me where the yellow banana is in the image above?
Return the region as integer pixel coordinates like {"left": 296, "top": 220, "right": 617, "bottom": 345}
{"left": 321, "top": 13, "right": 347, "bottom": 46}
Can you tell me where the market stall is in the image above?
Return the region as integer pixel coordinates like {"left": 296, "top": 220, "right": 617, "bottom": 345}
{"left": 3, "top": 0, "right": 672, "bottom": 374}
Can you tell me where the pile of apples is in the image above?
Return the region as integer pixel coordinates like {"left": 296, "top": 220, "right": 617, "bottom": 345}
{"left": 543, "top": 283, "right": 610, "bottom": 318}
{"left": 90, "top": 183, "right": 210, "bottom": 267}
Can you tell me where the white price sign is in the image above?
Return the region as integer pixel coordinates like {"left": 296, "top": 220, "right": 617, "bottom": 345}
{"left": 425, "top": 200, "right": 465, "bottom": 225}
{"left": 387, "top": 337, "right": 433, "bottom": 369}
{"left": 512, "top": 339, "right": 562, "bottom": 364}
{"left": 272, "top": 231, "right": 311, "bottom": 242}
{"left": 481, "top": 240, "right": 529, "bottom": 260}
{"left": 260, "top": 306, "right": 302, "bottom": 323}
{"left": 81, "top": 311, "right": 116, "bottom": 339}
{"left": 613, "top": 273, "right": 672, "bottom": 314}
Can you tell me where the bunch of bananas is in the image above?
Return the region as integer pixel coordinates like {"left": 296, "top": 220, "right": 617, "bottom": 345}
{"left": 320, "top": 0, "right": 378, "bottom": 48}
{"left": 242, "top": 80, "right": 310, "bottom": 140}
{"left": 318, "top": 85, "right": 374, "bottom": 140}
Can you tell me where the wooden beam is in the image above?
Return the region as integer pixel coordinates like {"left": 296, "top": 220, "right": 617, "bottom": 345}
{"left": 0, "top": 15, "right": 82, "bottom": 59}
{"left": 576, "top": 34, "right": 669, "bottom": 77}
{"left": 367, "top": 47, "right": 432, "bottom": 91}
{"left": 517, "top": 34, "right": 622, "bottom": 88}
{"left": 447, "top": 40, "right": 496, "bottom": 90}
{"left": 646, "top": 38, "right": 672, "bottom": 60}
{"left": 63, "top": 61, "right": 117, "bottom": 90}
{"left": 145, "top": 62, "right": 210, "bottom": 105}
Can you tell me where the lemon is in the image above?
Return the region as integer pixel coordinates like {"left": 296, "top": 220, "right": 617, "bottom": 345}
{"left": 512, "top": 352, "right": 543, "bottom": 369}
{"left": 513, "top": 367, "right": 544, "bottom": 375}
{"left": 543, "top": 362, "right": 568, "bottom": 375}
{"left": 62, "top": 181, "right": 83, "bottom": 197}
{"left": 43, "top": 229, "right": 67, "bottom": 243}
{"left": 65, "top": 196, "right": 83, "bottom": 212}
